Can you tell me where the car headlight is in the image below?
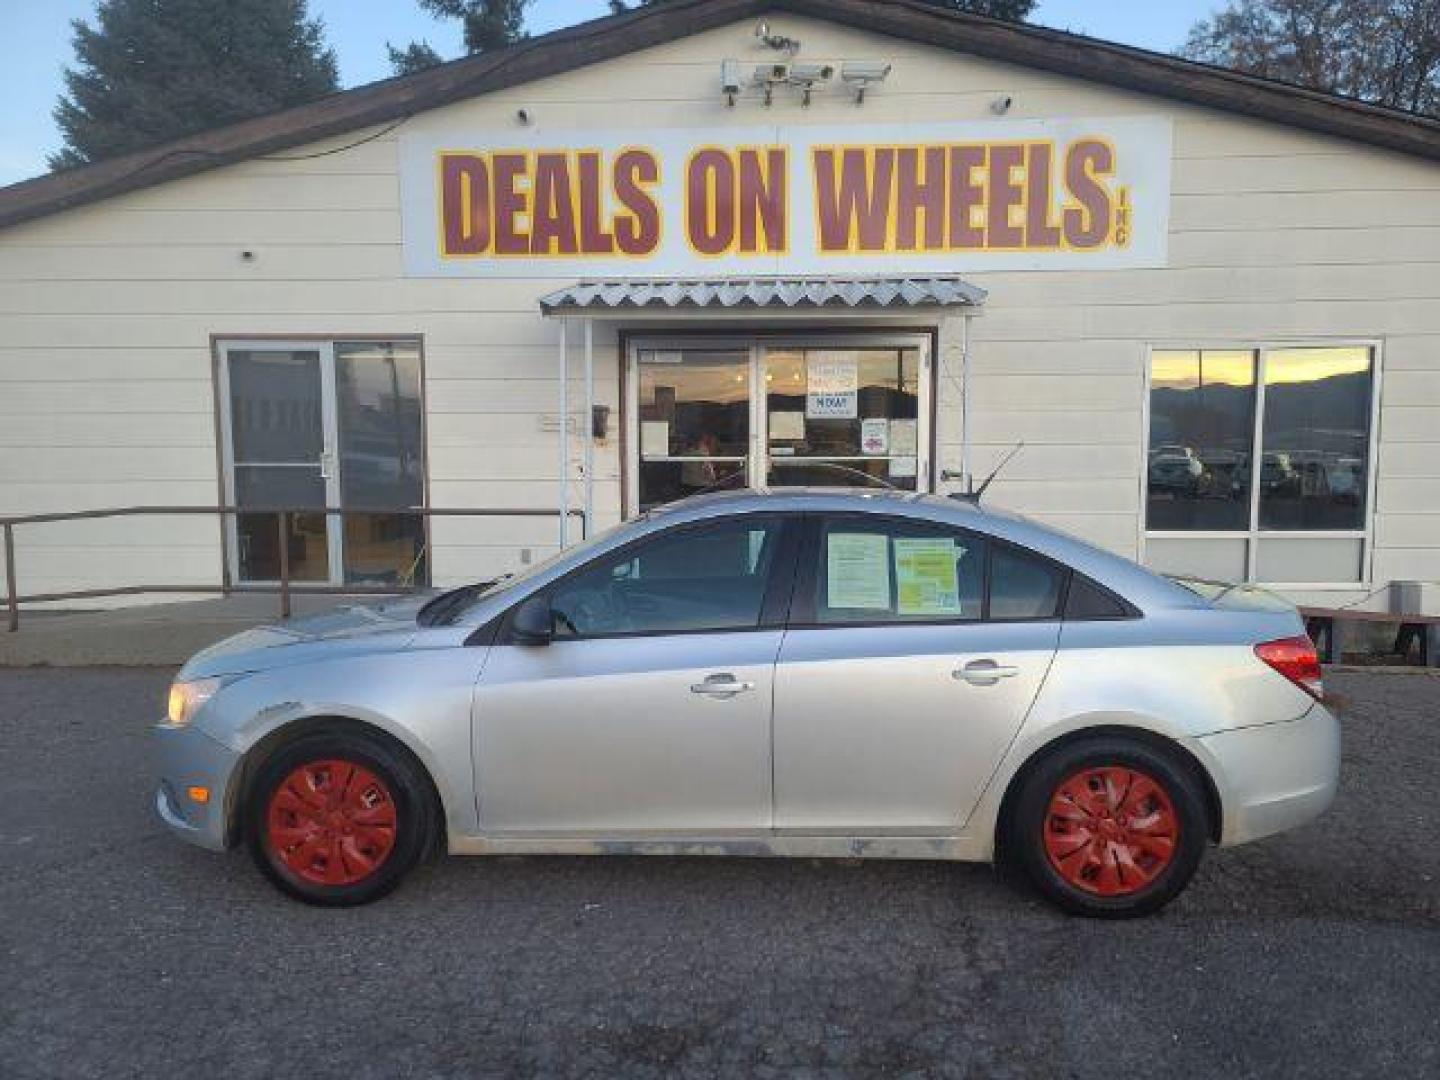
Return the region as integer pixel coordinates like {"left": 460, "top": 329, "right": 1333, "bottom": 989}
{"left": 165, "top": 677, "right": 225, "bottom": 728}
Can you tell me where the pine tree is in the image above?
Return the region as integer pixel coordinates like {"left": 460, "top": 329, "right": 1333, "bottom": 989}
{"left": 419, "top": 0, "right": 532, "bottom": 55}
{"left": 389, "top": 0, "right": 531, "bottom": 76}
{"left": 387, "top": 40, "right": 446, "bottom": 76}
{"left": 51, "top": 0, "right": 339, "bottom": 170}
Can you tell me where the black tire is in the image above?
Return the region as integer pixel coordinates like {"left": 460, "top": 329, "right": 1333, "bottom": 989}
{"left": 1006, "top": 736, "right": 1208, "bottom": 918}
{"left": 246, "top": 730, "right": 437, "bottom": 906}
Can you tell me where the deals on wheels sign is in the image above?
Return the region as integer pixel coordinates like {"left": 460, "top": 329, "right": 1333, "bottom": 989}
{"left": 399, "top": 117, "right": 1172, "bottom": 277}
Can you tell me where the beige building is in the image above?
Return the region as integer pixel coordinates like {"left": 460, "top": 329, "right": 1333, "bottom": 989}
{"left": 1, "top": 0, "right": 1437, "bottom": 615}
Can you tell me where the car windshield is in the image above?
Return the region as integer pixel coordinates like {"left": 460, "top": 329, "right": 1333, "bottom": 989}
{"left": 421, "top": 518, "right": 637, "bottom": 626}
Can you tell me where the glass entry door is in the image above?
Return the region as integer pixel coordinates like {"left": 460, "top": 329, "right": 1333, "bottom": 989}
{"left": 763, "top": 346, "right": 924, "bottom": 490}
{"left": 219, "top": 340, "right": 426, "bottom": 586}
{"left": 630, "top": 337, "right": 930, "bottom": 514}
{"left": 635, "top": 349, "right": 751, "bottom": 510}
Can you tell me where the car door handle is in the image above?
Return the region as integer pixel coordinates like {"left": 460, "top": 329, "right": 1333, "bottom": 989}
{"left": 690, "top": 673, "right": 756, "bottom": 697}
{"left": 954, "top": 659, "right": 1020, "bottom": 685}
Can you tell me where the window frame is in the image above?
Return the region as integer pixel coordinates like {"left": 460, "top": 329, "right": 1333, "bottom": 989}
{"left": 1139, "top": 340, "right": 1383, "bottom": 589}
{"left": 498, "top": 512, "right": 803, "bottom": 644}
{"left": 624, "top": 331, "right": 936, "bottom": 517}
{"left": 788, "top": 513, "right": 1134, "bottom": 629}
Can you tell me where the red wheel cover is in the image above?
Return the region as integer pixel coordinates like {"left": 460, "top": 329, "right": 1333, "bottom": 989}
{"left": 265, "top": 758, "right": 398, "bottom": 887}
{"left": 1043, "top": 766, "right": 1179, "bottom": 897}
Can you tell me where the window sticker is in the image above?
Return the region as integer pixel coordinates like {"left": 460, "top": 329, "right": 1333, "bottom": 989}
{"left": 861, "top": 418, "right": 889, "bottom": 455}
{"left": 890, "top": 456, "right": 917, "bottom": 478}
{"left": 826, "top": 532, "right": 891, "bottom": 609}
{"left": 807, "top": 358, "right": 858, "bottom": 419}
{"left": 894, "top": 537, "right": 962, "bottom": 616}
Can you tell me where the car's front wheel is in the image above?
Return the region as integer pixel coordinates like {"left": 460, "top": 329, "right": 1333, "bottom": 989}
{"left": 247, "top": 731, "right": 436, "bottom": 906}
{"left": 1007, "top": 736, "right": 1208, "bottom": 918}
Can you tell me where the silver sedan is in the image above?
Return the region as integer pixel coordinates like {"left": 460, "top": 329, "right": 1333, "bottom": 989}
{"left": 154, "top": 490, "right": 1339, "bottom": 917}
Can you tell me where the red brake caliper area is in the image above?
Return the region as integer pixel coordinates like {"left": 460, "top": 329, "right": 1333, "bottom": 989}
{"left": 1043, "top": 766, "right": 1179, "bottom": 897}
{"left": 266, "top": 759, "right": 398, "bottom": 886}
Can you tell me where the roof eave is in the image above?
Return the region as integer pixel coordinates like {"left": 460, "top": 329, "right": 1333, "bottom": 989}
{"left": 805, "top": 0, "right": 1440, "bottom": 161}
{"left": 0, "top": 0, "right": 766, "bottom": 232}
{"left": 1, "top": 0, "right": 1436, "bottom": 233}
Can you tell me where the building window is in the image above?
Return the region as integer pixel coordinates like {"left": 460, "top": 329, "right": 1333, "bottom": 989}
{"left": 1145, "top": 346, "right": 1375, "bottom": 585}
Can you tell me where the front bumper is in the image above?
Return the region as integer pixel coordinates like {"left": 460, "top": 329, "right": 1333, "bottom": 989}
{"left": 152, "top": 721, "right": 241, "bottom": 852}
{"left": 1197, "top": 702, "right": 1341, "bottom": 847}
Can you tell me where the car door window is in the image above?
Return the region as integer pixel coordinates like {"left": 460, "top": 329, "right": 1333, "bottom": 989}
{"left": 988, "top": 546, "right": 1066, "bottom": 620}
{"left": 548, "top": 517, "right": 785, "bottom": 639}
{"left": 814, "top": 519, "right": 986, "bottom": 624}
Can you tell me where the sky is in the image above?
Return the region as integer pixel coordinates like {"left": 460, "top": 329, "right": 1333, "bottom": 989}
{"left": 0, "top": 0, "right": 1219, "bottom": 187}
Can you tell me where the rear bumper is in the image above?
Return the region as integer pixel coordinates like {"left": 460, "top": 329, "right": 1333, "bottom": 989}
{"left": 152, "top": 721, "right": 240, "bottom": 852}
{"left": 1197, "top": 702, "right": 1340, "bottom": 847}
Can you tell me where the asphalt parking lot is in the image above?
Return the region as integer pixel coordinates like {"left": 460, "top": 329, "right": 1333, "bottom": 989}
{"left": 1, "top": 668, "right": 1437, "bottom": 1079}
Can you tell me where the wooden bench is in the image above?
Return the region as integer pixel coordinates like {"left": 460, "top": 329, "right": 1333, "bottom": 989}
{"left": 1300, "top": 606, "right": 1440, "bottom": 667}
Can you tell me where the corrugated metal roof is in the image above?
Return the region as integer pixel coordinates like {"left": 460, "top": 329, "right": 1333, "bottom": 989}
{"left": 539, "top": 276, "right": 987, "bottom": 313}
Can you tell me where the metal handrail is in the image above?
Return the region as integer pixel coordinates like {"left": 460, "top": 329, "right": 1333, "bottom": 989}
{"left": 2, "top": 504, "right": 586, "bottom": 632}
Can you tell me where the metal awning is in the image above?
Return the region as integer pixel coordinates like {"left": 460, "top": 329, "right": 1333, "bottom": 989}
{"left": 539, "top": 276, "right": 986, "bottom": 315}
{"left": 538, "top": 275, "right": 985, "bottom": 552}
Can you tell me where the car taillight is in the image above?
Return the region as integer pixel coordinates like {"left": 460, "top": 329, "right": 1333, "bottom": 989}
{"left": 1255, "top": 635, "right": 1323, "bottom": 700}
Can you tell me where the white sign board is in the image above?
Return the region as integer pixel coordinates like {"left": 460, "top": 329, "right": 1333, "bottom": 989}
{"left": 400, "top": 117, "right": 1173, "bottom": 277}
{"left": 861, "top": 418, "right": 889, "bottom": 455}
{"left": 807, "top": 358, "right": 858, "bottom": 419}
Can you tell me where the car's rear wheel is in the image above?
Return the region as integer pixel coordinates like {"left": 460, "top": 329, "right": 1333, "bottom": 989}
{"left": 1007, "top": 736, "right": 1208, "bottom": 918}
{"left": 247, "top": 731, "right": 436, "bottom": 906}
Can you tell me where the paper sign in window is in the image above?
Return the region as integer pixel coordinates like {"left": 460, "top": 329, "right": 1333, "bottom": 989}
{"left": 861, "top": 418, "right": 889, "bottom": 455}
{"left": 890, "top": 419, "right": 918, "bottom": 455}
{"left": 769, "top": 411, "right": 805, "bottom": 441}
{"left": 640, "top": 421, "right": 670, "bottom": 458}
{"left": 807, "top": 359, "right": 858, "bottom": 419}
{"left": 826, "top": 533, "right": 891, "bottom": 609}
{"left": 894, "top": 537, "right": 962, "bottom": 616}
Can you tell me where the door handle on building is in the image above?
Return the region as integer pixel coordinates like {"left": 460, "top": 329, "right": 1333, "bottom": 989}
{"left": 690, "top": 673, "right": 756, "bottom": 697}
{"left": 954, "top": 659, "right": 1020, "bottom": 685}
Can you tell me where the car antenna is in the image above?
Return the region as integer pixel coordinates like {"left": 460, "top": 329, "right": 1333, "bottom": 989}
{"left": 950, "top": 441, "right": 1025, "bottom": 503}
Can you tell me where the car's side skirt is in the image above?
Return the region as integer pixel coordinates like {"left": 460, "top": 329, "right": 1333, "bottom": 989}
{"left": 447, "top": 832, "right": 989, "bottom": 862}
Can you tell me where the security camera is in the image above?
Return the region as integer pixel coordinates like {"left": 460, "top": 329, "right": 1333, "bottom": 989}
{"left": 840, "top": 60, "right": 892, "bottom": 104}
{"left": 516, "top": 107, "right": 532, "bottom": 125}
{"left": 786, "top": 62, "right": 834, "bottom": 105}
{"left": 721, "top": 59, "right": 742, "bottom": 106}
{"left": 751, "top": 62, "right": 790, "bottom": 106}
{"left": 990, "top": 94, "right": 1013, "bottom": 115}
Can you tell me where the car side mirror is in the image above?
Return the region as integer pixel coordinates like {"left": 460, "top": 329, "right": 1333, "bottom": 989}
{"left": 510, "top": 596, "right": 554, "bottom": 645}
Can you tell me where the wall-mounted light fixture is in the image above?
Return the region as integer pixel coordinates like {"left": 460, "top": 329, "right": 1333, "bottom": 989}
{"left": 755, "top": 19, "right": 800, "bottom": 55}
